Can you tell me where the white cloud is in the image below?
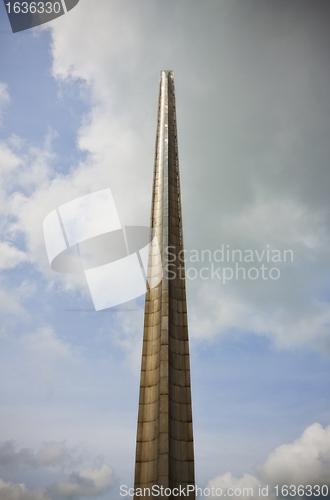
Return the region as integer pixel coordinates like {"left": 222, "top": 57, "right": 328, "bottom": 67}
{"left": 0, "top": 141, "right": 20, "bottom": 175}
{"left": 0, "top": 124, "right": 93, "bottom": 319}
{"left": 0, "top": 441, "right": 68, "bottom": 468}
{"left": 50, "top": 2, "right": 141, "bottom": 100}
{"left": 112, "top": 307, "right": 144, "bottom": 375}
{"left": 0, "top": 282, "right": 26, "bottom": 332}
{"left": 257, "top": 422, "right": 330, "bottom": 486}
{"left": 0, "top": 242, "right": 28, "bottom": 270}
{"left": 0, "top": 132, "right": 56, "bottom": 263}
{"left": 16, "top": 132, "right": 56, "bottom": 191}
{"left": 34, "top": 442, "right": 68, "bottom": 468}
{"left": 17, "top": 280, "right": 37, "bottom": 300}
{"left": 207, "top": 423, "right": 330, "bottom": 499}
{"left": 0, "top": 130, "right": 55, "bottom": 214}
{"left": 53, "top": 464, "right": 116, "bottom": 498}
{"left": 0, "top": 83, "right": 10, "bottom": 125}
{"left": 21, "top": 327, "right": 73, "bottom": 360}
{"left": 1, "top": 138, "right": 128, "bottom": 298}
{"left": 0, "top": 245, "right": 33, "bottom": 330}
{"left": 0, "top": 141, "right": 22, "bottom": 215}
{"left": 0, "top": 479, "right": 51, "bottom": 500}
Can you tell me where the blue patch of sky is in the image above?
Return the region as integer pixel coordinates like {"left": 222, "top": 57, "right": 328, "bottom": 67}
{"left": 315, "top": 273, "right": 330, "bottom": 303}
{"left": 0, "top": 1, "right": 89, "bottom": 175}
{"left": 3, "top": 257, "right": 145, "bottom": 361}
{"left": 0, "top": 277, "right": 144, "bottom": 408}
{"left": 3, "top": 259, "right": 330, "bottom": 440}
{"left": 191, "top": 332, "right": 330, "bottom": 438}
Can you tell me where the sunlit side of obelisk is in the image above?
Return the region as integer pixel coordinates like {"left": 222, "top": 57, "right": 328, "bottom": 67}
{"left": 134, "top": 71, "right": 195, "bottom": 499}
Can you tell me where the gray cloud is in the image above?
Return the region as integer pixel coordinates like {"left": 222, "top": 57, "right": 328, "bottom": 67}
{"left": 0, "top": 442, "right": 115, "bottom": 499}
{"left": 0, "top": 441, "right": 69, "bottom": 469}
{"left": 51, "top": 464, "right": 116, "bottom": 498}
{"left": 20, "top": 328, "right": 74, "bottom": 361}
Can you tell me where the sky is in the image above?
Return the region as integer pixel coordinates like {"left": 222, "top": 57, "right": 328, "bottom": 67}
{"left": 0, "top": 0, "right": 330, "bottom": 499}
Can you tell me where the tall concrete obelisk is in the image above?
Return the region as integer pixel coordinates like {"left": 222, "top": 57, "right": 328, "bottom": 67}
{"left": 134, "top": 71, "right": 195, "bottom": 498}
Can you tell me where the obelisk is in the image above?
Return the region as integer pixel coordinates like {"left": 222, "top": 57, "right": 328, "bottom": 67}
{"left": 134, "top": 71, "right": 195, "bottom": 499}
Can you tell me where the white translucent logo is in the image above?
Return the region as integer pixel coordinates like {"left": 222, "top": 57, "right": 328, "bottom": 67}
{"left": 43, "top": 189, "right": 162, "bottom": 310}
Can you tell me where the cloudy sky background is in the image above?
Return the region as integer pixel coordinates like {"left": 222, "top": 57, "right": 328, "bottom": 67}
{"left": 1, "top": 0, "right": 330, "bottom": 498}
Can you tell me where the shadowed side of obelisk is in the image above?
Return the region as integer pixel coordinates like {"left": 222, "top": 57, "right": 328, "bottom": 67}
{"left": 167, "top": 73, "right": 195, "bottom": 495}
{"left": 134, "top": 71, "right": 195, "bottom": 499}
